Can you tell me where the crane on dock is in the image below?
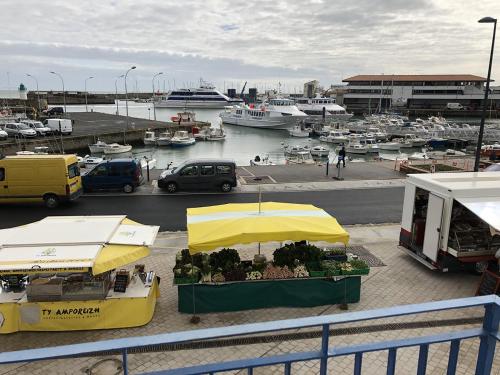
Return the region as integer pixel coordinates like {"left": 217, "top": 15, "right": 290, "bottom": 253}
{"left": 239, "top": 81, "right": 247, "bottom": 99}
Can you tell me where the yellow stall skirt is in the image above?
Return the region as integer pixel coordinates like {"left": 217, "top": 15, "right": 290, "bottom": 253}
{"left": 0, "top": 279, "right": 159, "bottom": 334}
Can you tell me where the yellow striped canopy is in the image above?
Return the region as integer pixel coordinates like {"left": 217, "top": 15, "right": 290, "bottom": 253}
{"left": 187, "top": 202, "right": 349, "bottom": 253}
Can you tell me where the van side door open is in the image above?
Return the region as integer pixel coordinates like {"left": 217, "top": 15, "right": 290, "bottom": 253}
{"left": 422, "top": 194, "right": 445, "bottom": 262}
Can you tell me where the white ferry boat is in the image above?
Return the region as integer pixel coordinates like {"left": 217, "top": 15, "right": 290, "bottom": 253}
{"left": 156, "top": 84, "right": 243, "bottom": 109}
{"left": 295, "top": 97, "right": 353, "bottom": 120}
{"left": 220, "top": 99, "right": 307, "bottom": 130}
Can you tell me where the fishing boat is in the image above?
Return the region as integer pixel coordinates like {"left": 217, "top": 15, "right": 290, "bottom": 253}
{"left": 170, "top": 111, "right": 197, "bottom": 124}
{"left": 88, "top": 139, "right": 109, "bottom": 153}
{"left": 143, "top": 131, "right": 157, "bottom": 145}
{"left": 170, "top": 130, "right": 195, "bottom": 147}
{"left": 156, "top": 131, "right": 172, "bottom": 146}
{"left": 103, "top": 143, "right": 133, "bottom": 155}
{"left": 220, "top": 99, "right": 307, "bottom": 130}
{"left": 310, "top": 145, "right": 330, "bottom": 157}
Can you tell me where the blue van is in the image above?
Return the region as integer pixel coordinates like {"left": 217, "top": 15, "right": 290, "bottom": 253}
{"left": 82, "top": 159, "right": 143, "bottom": 193}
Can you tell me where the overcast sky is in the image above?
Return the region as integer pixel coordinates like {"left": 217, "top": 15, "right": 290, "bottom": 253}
{"left": 1, "top": 0, "right": 499, "bottom": 93}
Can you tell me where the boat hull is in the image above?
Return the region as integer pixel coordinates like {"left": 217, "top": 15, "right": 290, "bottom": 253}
{"left": 170, "top": 140, "right": 195, "bottom": 147}
{"left": 156, "top": 100, "right": 242, "bottom": 109}
{"left": 221, "top": 115, "right": 299, "bottom": 130}
{"left": 379, "top": 143, "right": 401, "bottom": 151}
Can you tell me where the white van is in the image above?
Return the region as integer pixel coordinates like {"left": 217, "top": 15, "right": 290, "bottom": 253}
{"left": 446, "top": 103, "right": 464, "bottom": 110}
{"left": 43, "top": 118, "right": 73, "bottom": 135}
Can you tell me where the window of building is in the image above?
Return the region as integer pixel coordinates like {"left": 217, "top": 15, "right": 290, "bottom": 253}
{"left": 0, "top": 168, "right": 4, "bottom": 181}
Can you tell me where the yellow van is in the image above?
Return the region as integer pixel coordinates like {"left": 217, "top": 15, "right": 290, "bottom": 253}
{"left": 0, "top": 154, "right": 83, "bottom": 208}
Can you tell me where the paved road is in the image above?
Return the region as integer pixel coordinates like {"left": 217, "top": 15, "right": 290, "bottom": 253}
{"left": 0, "top": 187, "right": 404, "bottom": 231}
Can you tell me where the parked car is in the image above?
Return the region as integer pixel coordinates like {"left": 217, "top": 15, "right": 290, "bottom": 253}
{"left": 3, "top": 122, "right": 37, "bottom": 138}
{"left": 0, "top": 128, "right": 7, "bottom": 140}
{"left": 44, "top": 107, "right": 64, "bottom": 116}
{"left": 43, "top": 118, "right": 73, "bottom": 135}
{"left": 82, "top": 159, "right": 143, "bottom": 193}
{"left": 21, "top": 120, "right": 52, "bottom": 136}
{"left": 158, "top": 159, "right": 237, "bottom": 193}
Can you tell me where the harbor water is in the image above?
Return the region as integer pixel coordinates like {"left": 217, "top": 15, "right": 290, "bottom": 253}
{"left": 68, "top": 102, "right": 500, "bottom": 168}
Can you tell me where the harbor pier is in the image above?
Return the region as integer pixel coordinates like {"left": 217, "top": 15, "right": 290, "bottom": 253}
{"left": 0, "top": 112, "right": 208, "bottom": 155}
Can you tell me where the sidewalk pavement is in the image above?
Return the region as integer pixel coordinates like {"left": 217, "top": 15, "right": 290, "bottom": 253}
{"left": 2, "top": 224, "right": 497, "bottom": 375}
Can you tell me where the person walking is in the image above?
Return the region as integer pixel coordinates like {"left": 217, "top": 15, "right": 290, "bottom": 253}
{"left": 337, "top": 145, "right": 346, "bottom": 168}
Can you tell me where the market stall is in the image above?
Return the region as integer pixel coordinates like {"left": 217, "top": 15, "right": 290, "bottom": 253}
{"left": 175, "top": 202, "right": 369, "bottom": 313}
{"left": 0, "top": 215, "right": 160, "bottom": 334}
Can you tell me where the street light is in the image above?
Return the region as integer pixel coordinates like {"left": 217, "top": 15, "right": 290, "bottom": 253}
{"left": 474, "top": 16, "right": 497, "bottom": 172}
{"left": 26, "top": 73, "right": 41, "bottom": 115}
{"left": 124, "top": 66, "right": 136, "bottom": 133}
{"left": 152, "top": 72, "right": 163, "bottom": 121}
{"left": 115, "top": 74, "right": 124, "bottom": 115}
{"left": 50, "top": 71, "right": 66, "bottom": 115}
{"left": 84, "top": 76, "right": 94, "bottom": 112}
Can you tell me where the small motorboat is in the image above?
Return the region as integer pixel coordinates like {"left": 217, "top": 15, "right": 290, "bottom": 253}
{"left": 289, "top": 124, "right": 310, "bottom": 138}
{"left": 310, "top": 145, "right": 330, "bottom": 157}
{"left": 250, "top": 155, "right": 275, "bottom": 166}
{"left": 156, "top": 131, "right": 172, "bottom": 146}
{"left": 170, "top": 111, "right": 197, "bottom": 124}
{"left": 207, "top": 128, "right": 226, "bottom": 141}
{"left": 345, "top": 141, "right": 369, "bottom": 154}
{"left": 88, "top": 139, "right": 109, "bottom": 153}
{"left": 481, "top": 143, "right": 500, "bottom": 158}
{"left": 378, "top": 142, "right": 401, "bottom": 151}
{"left": 143, "top": 130, "right": 157, "bottom": 145}
{"left": 285, "top": 151, "right": 315, "bottom": 164}
{"left": 78, "top": 155, "right": 104, "bottom": 168}
{"left": 170, "top": 130, "right": 195, "bottom": 147}
{"left": 103, "top": 143, "right": 133, "bottom": 155}
{"left": 16, "top": 146, "right": 49, "bottom": 155}
{"left": 283, "top": 144, "right": 310, "bottom": 156}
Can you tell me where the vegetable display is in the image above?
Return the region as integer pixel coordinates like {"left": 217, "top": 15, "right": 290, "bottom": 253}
{"left": 173, "top": 243, "right": 369, "bottom": 284}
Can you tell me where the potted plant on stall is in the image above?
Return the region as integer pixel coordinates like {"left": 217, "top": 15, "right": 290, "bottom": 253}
{"left": 349, "top": 259, "right": 370, "bottom": 275}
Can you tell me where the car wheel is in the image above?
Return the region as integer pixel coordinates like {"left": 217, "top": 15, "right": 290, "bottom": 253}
{"left": 166, "top": 182, "right": 177, "bottom": 193}
{"left": 43, "top": 194, "right": 59, "bottom": 208}
{"left": 123, "top": 184, "right": 134, "bottom": 193}
{"left": 221, "top": 182, "right": 232, "bottom": 192}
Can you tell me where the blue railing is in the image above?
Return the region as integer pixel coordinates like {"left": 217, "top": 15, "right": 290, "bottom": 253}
{"left": 0, "top": 295, "right": 499, "bottom": 374}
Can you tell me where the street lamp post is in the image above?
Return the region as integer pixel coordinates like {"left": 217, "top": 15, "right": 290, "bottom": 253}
{"left": 114, "top": 75, "right": 124, "bottom": 115}
{"left": 124, "top": 66, "right": 136, "bottom": 134}
{"left": 474, "top": 16, "right": 497, "bottom": 172}
{"left": 50, "top": 71, "right": 66, "bottom": 115}
{"left": 84, "top": 76, "right": 94, "bottom": 112}
{"left": 26, "top": 74, "right": 41, "bottom": 115}
{"left": 152, "top": 72, "right": 163, "bottom": 121}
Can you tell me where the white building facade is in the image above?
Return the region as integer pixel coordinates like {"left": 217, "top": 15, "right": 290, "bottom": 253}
{"left": 342, "top": 74, "right": 500, "bottom": 114}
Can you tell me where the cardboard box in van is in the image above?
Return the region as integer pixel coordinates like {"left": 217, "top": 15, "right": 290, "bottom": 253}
{"left": 0, "top": 154, "right": 82, "bottom": 207}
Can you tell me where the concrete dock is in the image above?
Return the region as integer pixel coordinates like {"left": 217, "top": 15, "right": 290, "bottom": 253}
{"left": 0, "top": 112, "right": 208, "bottom": 155}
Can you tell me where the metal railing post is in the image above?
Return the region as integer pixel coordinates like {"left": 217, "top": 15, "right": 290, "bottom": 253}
{"left": 475, "top": 303, "right": 500, "bottom": 375}
{"left": 122, "top": 349, "right": 128, "bottom": 375}
{"left": 319, "top": 324, "right": 329, "bottom": 375}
